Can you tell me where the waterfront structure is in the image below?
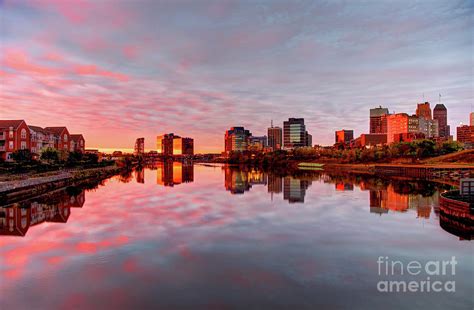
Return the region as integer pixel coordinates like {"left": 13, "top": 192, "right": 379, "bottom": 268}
{"left": 157, "top": 133, "right": 193, "bottom": 156}
{"left": 370, "top": 106, "right": 389, "bottom": 134}
{"left": 457, "top": 125, "right": 473, "bottom": 144}
{"left": 283, "top": 118, "right": 311, "bottom": 149}
{"left": 335, "top": 129, "right": 354, "bottom": 145}
{"left": 29, "top": 125, "right": 54, "bottom": 155}
{"left": 268, "top": 123, "right": 282, "bottom": 151}
{"left": 225, "top": 127, "right": 251, "bottom": 153}
{"left": 433, "top": 104, "right": 450, "bottom": 139}
{"left": 249, "top": 136, "right": 268, "bottom": 151}
{"left": 134, "top": 138, "right": 145, "bottom": 156}
{"left": 70, "top": 134, "right": 85, "bottom": 153}
{"left": 44, "top": 127, "right": 70, "bottom": 151}
{"left": 0, "top": 120, "right": 31, "bottom": 161}
{"left": 416, "top": 102, "right": 432, "bottom": 120}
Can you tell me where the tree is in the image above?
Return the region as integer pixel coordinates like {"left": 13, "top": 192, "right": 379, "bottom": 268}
{"left": 41, "top": 147, "right": 59, "bottom": 163}
{"left": 11, "top": 149, "right": 33, "bottom": 163}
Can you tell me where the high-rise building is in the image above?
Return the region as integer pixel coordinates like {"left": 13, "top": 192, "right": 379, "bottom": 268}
{"left": 157, "top": 133, "right": 193, "bottom": 156}
{"left": 335, "top": 129, "right": 354, "bottom": 145}
{"left": 134, "top": 137, "right": 145, "bottom": 156}
{"left": 418, "top": 118, "right": 439, "bottom": 139}
{"left": 248, "top": 136, "right": 267, "bottom": 151}
{"left": 457, "top": 125, "right": 474, "bottom": 144}
{"left": 433, "top": 104, "right": 450, "bottom": 138}
{"left": 416, "top": 102, "right": 432, "bottom": 120}
{"left": 268, "top": 123, "right": 282, "bottom": 151}
{"left": 173, "top": 137, "right": 194, "bottom": 156}
{"left": 370, "top": 106, "right": 389, "bottom": 134}
{"left": 225, "top": 127, "right": 251, "bottom": 153}
{"left": 470, "top": 112, "right": 474, "bottom": 126}
{"left": 283, "top": 118, "right": 311, "bottom": 149}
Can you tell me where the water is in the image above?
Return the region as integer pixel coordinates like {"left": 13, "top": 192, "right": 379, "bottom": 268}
{"left": 1, "top": 164, "right": 473, "bottom": 309}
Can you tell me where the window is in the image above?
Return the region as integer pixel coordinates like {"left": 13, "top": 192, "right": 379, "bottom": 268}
{"left": 9, "top": 130, "right": 13, "bottom": 138}
{"left": 8, "top": 141, "right": 13, "bottom": 149}
{"left": 64, "top": 134, "right": 68, "bottom": 142}
{"left": 21, "top": 141, "right": 27, "bottom": 150}
{"left": 21, "top": 128, "right": 27, "bottom": 139}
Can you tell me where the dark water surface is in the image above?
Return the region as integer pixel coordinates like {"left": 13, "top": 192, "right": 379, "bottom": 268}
{"left": 1, "top": 164, "right": 473, "bottom": 309}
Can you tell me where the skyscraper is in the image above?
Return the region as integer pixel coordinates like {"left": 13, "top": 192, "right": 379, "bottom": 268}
{"left": 370, "top": 106, "right": 389, "bottom": 134}
{"left": 134, "top": 137, "right": 145, "bottom": 156}
{"left": 433, "top": 104, "right": 450, "bottom": 138}
{"left": 283, "top": 118, "right": 310, "bottom": 149}
{"left": 470, "top": 112, "right": 474, "bottom": 126}
{"left": 416, "top": 102, "right": 432, "bottom": 120}
{"left": 387, "top": 113, "right": 420, "bottom": 143}
{"left": 157, "top": 133, "right": 193, "bottom": 156}
{"left": 268, "top": 122, "right": 282, "bottom": 151}
{"left": 225, "top": 127, "right": 251, "bottom": 153}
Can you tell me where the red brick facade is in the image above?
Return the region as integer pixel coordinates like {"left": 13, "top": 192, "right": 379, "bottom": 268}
{"left": 0, "top": 120, "right": 85, "bottom": 161}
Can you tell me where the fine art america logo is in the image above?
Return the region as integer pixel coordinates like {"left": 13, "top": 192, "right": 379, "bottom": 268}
{"left": 377, "top": 256, "right": 457, "bottom": 293}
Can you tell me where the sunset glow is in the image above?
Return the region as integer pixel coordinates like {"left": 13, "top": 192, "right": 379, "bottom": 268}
{"left": 1, "top": 0, "right": 472, "bottom": 153}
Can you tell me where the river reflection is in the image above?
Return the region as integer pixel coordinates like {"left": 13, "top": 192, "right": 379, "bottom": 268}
{"left": 0, "top": 164, "right": 472, "bottom": 309}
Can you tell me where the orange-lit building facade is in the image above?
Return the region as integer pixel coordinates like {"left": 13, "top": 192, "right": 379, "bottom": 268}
{"left": 157, "top": 133, "right": 194, "bottom": 156}
{"left": 156, "top": 161, "right": 194, "bottom": 186}
{"left": 335, "top": 129, "right": 353, "bottom": 145}
{"left": 457, "top": 125, "right": 473, "bottom": 144}
{"left": 268, "top": 125, "right": 282, "bottom": 151}
{"left": 225, "top": 127, "right": 251, "bottom": 153}
{"left": 369, "top": 106, "right": 389, "bottom": 134}
{"left": 386, "top": 113, "right": 422, "bottom": 143}
{"left": 416, "top": 102, "right": 432, "bottom": 120}
{"left": 0, "top": 120, "right": 31, "bottom": 161}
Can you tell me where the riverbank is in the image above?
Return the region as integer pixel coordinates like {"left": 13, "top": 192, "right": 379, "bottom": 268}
{"left": 0, "top": 166, "right": 122, "bottom": 204}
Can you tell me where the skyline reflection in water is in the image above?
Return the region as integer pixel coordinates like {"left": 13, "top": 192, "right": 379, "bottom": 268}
{"left": 0, "top": 163, "right": 472, "bottom": 309}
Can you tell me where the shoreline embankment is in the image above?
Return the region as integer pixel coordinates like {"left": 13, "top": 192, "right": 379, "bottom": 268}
{"left": 0, "top": 166, "right": 122, "bottom": 204}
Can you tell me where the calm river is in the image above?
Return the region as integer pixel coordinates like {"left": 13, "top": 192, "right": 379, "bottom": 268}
{"left": 1, "top": 163, "right": 472, "bottom": 309}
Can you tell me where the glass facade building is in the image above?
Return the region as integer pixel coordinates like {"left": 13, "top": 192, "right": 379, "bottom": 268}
{"left": 283, "top": 118, "right": 311, "bottom": 149}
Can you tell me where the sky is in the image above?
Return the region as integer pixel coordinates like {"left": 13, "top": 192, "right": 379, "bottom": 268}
{"left": 0, "top": 0, "right": 472, "bottom": 153}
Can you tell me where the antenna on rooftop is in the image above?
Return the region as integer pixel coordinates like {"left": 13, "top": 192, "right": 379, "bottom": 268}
{"left": 439, "top": 93, "right": 441, "bottom": 105}
{"left": 271, "top": 119, "right": 273, "bottom": 128}
{"left": 422, "top": 93, "right": 425, "bottom": 101}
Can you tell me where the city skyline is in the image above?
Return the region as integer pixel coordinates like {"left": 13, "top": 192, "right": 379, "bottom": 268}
{"left": 1, "top": 1, "right": 472, "bottom": 153}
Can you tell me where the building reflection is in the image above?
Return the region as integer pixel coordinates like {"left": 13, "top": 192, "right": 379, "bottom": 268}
{"left": 283, "top": 177, "right": 311, "bottom": 203}
{"left": 135, "top": 168, "right": 145, "bottom": 184}
{"left": 223, "top": 167, "right": 312, "bottom": 203}
{"left": 0, "top": 191, "right": 85, "bottom": 237}
{"left": 156, "top": 161, "right": 194, "bottom": 187}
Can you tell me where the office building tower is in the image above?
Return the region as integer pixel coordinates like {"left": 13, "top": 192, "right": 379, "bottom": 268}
{"left": 370, "top": 106, "right": 389, "bottom": 134}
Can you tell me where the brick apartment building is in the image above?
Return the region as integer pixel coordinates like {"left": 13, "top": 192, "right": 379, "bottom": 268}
{"left": 0, "top": 119, "right": 85, "bottom": 161}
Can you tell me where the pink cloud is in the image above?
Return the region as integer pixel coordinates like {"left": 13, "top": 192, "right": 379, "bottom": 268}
{"left": 73, "top": 65, "right": 129, "bottom": 81}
